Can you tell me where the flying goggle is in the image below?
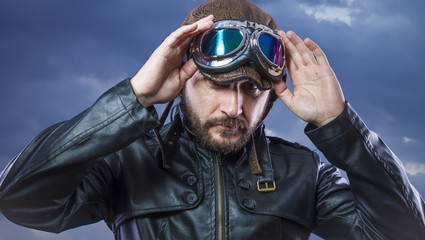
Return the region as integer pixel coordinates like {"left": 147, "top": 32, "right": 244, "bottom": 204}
{"left": 191, "top": 19, "right": 286, "bottom": 85}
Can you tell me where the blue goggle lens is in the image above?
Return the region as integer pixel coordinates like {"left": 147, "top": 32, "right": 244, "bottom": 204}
{"left": 258, "top": 33, "right": 284, "bottom": 67}
{"left": 200, "top": 29, "right": 243, "bottom": 58}
{"left": 200, "top": 29, "right": 284, "bottom": 67}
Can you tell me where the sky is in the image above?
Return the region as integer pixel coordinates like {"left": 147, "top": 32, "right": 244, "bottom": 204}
{"left": 0, "top": 0, "right": 425, "bottom": 239}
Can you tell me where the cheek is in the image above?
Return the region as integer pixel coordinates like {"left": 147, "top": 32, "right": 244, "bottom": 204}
{"left": 196, "top": 92, "right": 221, "bottom": 121}
{"left": 184, "top": 79, "right": 219, "bottom": 120}
{"left": 245, "top": 93, "right": 269, "bottom": 125}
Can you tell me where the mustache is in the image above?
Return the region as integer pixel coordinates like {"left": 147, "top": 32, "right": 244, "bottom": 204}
{"left": 204, "top": 116, "right": 248, "bottom": 130}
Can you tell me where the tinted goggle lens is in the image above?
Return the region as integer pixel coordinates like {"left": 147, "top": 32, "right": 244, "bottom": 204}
{"left": 258, "top": 33, "right": 284, "bottom": 67}
{"left": 200, "top": 29, "right": 243, "bottom": 57}
{"left": 200, "top": 29, "right": 284, "bottom": 66}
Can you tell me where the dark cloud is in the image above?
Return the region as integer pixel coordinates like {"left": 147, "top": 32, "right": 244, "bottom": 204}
{"left": 0, "top": 0, "right": 199, "bottom": 167}
{"left": 266, "top": 0, "right": 425, "bottom": 141}
{"left": 0, "top": 0, "right": 196, "bottom": 83}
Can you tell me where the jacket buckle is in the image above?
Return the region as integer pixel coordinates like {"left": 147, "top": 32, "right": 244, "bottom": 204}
{"left": 257, "top": 180, "right": 276, "bottom": 192}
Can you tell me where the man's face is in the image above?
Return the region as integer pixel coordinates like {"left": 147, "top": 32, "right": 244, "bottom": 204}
{"left": 181, "top": 71, "right": 270, "bottom": 154}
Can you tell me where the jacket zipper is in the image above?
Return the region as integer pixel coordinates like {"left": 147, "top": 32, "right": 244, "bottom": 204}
{"left": 216, "top": 154, "right": 223, "bottom": 240}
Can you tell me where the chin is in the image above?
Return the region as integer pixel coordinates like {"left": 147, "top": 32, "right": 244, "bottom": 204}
{"left": 200, "top": 128, "right": 250, "bottom": 154}
{"left": 211, "top": 131, "right": 241, "bottom": 142}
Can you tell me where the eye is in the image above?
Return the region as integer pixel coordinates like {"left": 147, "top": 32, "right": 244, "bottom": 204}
{"left": 241, "top": 82, "right": 261, "bottom": 96}
{"left": 243, "top": 82, "right": 258, "bottom": 90}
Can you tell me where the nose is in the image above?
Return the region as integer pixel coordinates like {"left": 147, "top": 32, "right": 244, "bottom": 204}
{"left": 220, "top": 83, "right": 243, "bottom": 118}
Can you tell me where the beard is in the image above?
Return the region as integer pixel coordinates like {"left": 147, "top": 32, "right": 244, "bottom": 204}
{"left": 180, "top": 95, "right": 257, "bottom": 155}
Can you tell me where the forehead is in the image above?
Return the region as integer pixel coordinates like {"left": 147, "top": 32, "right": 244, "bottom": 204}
{"left": 189, "top": 71, "right": 263, "bottom": 89}
{"left": 183, "top": 71, "right": 271, "bottom": 102}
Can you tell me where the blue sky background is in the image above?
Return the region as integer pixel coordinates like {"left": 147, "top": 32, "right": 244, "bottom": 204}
{"left": 1, "top": 0, "right": 425, "bottom": 239}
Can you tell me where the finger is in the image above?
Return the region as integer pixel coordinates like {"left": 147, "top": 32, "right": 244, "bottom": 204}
{"left": 279, "top": 31, "right": 299, "bottom": 72}
{"left": 173, "top": 16, "right": 214, "bottom": 47}
{"left": 281, "top": 30, "right": 317, "bottom": 66}
{"left": 304, "top": 38, "right": 329, "bottom": 65}
{"left": 284, "top": 49, "right": 298, "bottom": 74}
{"left": 175, "top": 34, "right": 194, "bottom": 52}
{"left": 279, "top": 30, "right": 303, "bottom": 67}
{"left": 179, "top": 59, "right": 198, "bottom": 83}
{"left": 195, "top": 14, "right": 215, "bottom": 32}
{"left": 180, "top": 14, "right": 215, "bottom": 39}
{"left": 273, "top": 79, "right": 293, "bottom": 107}
{"left": 168, "top": 15, "right": 214, "bottom": 48}
{"left": 165, "top": 23, "right": 197, "bottom": 47}
{"left": 286, "top": 31, "right": 317, "bottom": 65}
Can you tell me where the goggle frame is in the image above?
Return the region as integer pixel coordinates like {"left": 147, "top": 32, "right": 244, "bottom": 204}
{"left": 191, "top": 19, "right": 286, "bottom": 82}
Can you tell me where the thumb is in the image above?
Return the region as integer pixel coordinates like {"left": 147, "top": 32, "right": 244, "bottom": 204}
{"left": 180, "top": 59, "right": 198, "bottom": 83}
{"left": 273, "top": 80, "right": 293, "bottom": 107}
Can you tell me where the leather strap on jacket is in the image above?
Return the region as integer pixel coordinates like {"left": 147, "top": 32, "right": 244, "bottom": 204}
{"left": 248, "top": 125, "right": 276, "bottom": 192}
{"left": 154, "top": 99, "right": 178, "bottom": 169}
{"left": 154, "top": 101, "right": 276, "bottom": 189}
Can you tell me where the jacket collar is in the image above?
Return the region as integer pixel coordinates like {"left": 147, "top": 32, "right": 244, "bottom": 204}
{"left": 155, "top": 104, "right": 275, "bottom": 185}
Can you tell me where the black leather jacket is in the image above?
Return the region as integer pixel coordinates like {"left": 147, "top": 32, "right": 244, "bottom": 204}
{"left": 0, "top": 79, "right": 424, "bottom": 239}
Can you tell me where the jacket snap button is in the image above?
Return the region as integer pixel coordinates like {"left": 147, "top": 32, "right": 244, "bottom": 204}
{"left": 186, "top": 193, "right": 198, "bottom": 204}
{"left": 243, "top": 199, "right": 256, "bottom": 210}
{"left": 238, "top": 179, "right": 250, "bottom": 190}
{"left": 186, "top": 175, "right": 198, "bottom": 186}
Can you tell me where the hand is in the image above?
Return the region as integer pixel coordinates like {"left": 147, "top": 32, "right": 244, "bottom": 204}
{"left": 130, "top": 15, "right": 214, "bottom": 107}
{"left": 273, "top": 30, "right": 345, "bottom": 127}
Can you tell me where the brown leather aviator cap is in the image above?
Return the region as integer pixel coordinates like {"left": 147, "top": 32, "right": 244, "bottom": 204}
{"left": 182, "top": 0, "right": 280, "bottom": 90}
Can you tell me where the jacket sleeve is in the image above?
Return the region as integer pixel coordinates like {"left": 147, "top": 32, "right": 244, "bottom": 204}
{"left": 306, "top": 102, "right": 425, "bottom": 239}
{"left": 0, "top": 78, "right": 160, "bottom": 232}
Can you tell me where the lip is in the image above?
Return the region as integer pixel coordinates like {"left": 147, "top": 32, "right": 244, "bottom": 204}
{"left": 217, "top": 125, "right": 239, "bottom": 132}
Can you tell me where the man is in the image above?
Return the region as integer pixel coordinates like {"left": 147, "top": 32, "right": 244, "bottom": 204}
{"left": 0, "top": 0, "right": 424, "bottom": 239}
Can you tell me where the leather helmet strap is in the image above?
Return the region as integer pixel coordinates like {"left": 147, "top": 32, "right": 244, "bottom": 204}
{"left": 154, "top": 99, "right": 175, "bottom": 169}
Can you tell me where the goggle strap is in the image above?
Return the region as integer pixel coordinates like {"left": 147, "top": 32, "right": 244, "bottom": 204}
{"left": 154, "top": 98, "right": 175, "bottom": 169}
